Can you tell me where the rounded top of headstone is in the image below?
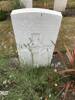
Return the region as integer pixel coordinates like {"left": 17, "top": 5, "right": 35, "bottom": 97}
{"left": 11, "top": 8, "right": 62, "bottom": 17}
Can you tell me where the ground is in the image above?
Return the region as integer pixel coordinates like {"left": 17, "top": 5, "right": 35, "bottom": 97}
{"left": 0, "top": 58, "right": 61, "bottom": 100}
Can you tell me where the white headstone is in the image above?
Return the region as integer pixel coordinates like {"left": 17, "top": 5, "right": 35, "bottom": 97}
{"left": 20, "top": 0, "right": 32, "bottom": 8}
{"left": 11, "top": 8, "right": 62, "bottom": 67}
{"left": 54, "top": 0, "right": 68, "bottom": 11}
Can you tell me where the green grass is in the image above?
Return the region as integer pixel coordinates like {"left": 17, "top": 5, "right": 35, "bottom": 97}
{"left": 0, "top": 58, "right": 61, "bottom": 100}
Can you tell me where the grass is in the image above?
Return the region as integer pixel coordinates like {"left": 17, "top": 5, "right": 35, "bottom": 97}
{"left": 56, "top": 17, "right": 75, "bottom": 50}
{"left": 0, "top": 57, "right": 61, "bottom": 100}
{"left": 33, "top": 0, "right": 75, "bottom": 9}
{"left": 67, "top": 0, "right": 75, "bottom": 8}
{"left": 0, "top": 19, "right": 17, "bottom": 57}
{"left": 0, "top": 1, "right": 14, "bottom": 12}
{"left": 0, "top": 0, "right": 21, "bottom": 12}
{"left": 0, "top": 19, "right": 12, "bottom": 34}
{"left": 33, "top": 0, "right": 54, "bottom": 9}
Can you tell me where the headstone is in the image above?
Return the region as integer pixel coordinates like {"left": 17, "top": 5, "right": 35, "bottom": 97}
{"left": 54, "top": 0, "right": 68, "bottom": 11}
{"left": 20, "top": 0, "right": 32, "bottom": 8}
{"left": 11, "top": 8, "right": 62, "bottom": 67}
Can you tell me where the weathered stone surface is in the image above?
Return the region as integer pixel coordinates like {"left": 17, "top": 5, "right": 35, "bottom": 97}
{"left": 20, "top": 0, "right": 32, "bottom": 8}
{"left": 54, "top": 0, "right": 68, "bottom": 11}
{"left": 11, "top": 8, "right": 62, "bottom": 67}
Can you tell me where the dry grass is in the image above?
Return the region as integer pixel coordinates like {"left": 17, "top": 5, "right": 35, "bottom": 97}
{"left": 33, "top": 0, "right": 75, "bottom": 9}
{"left": 67, "top": 0, "right": 75, "bottom": 8}
{"left": 0, "top": 0, "right": 20, "bottom": 12}
{"left": 0, "top": 1, "right": 14, "bottom": 12}
{"left": 56, "top": 17, "right": 75, "bottom": 50}
{"left": 0, "top": 19, "right": 12, "bottom": 34}
{"left": 0, "top": 19, "right": 16, "bottom": 57}
{"left": 33, "top": 0, "right": 54, "bottom": 9}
